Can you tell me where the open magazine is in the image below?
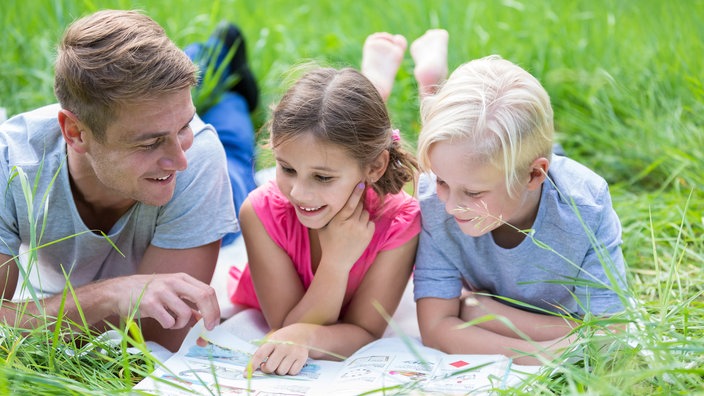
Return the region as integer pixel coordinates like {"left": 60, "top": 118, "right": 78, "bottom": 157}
{"left": 134, "top": 309, "right": 539, "bottom": 395}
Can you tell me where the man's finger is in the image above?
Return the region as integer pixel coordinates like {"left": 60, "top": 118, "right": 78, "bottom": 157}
{"left": 168, "top": 278, "right": 221, "bottom": 329}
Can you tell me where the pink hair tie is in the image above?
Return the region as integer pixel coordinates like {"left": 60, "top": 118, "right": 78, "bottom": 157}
{"left": 391, "top": 129, "right": 401, "bottom": 142}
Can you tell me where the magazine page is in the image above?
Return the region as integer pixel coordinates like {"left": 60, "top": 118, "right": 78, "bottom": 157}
{"left": 320, "top": 337, "right": 513, "bottom": 395}
{"left": 134, "top": 312, "right": 343, "bottom": 395}
{"left": 134, "top": 309, "right": 539, "bottom": 395}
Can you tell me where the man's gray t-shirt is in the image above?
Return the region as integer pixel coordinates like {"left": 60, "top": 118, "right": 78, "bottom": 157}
{"left": 0, "top": 104, "right": 238, "bottom": 298}
{"left": 413, "top": 155, "right": 627, "bottom": 316}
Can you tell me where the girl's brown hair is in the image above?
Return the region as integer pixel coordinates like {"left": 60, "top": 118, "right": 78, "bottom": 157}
{"left": 269, "top": 67, "right": 418, "bottom": 201}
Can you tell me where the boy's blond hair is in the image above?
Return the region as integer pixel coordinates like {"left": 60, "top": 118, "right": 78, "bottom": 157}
{"left": 418, "top": 55, "right": 554, "bottom": 197}
{"left": 54, "top": 10, "right": 198, "bottom": 141}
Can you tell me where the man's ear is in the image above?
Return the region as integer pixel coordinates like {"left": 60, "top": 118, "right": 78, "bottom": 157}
{"left": 527, "top": 157, "right": 550, "bottom": 191}
{"left": 58, "top": 109, "right": 89, "bottom": 154}
{"left": 366, "top": 150, "right": 390, "bottom": 184}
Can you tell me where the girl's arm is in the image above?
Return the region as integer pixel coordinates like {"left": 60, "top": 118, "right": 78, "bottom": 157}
{"left": 339, "top": 235, "right": 418, "bottom": 340}
{"left": 239, "top": 197, "right": 308, "bottom": 329}
{"left": 281, "top": 182, "right": 373, "bottom": 327}
{"left": 417, "top": 297, "right": 573, "bottom": 365}
{"left": 249, "top": 236, "right": 418, "bottom": 375}
{"left": 241, "top": 183, "right": 371, "bottom": 330}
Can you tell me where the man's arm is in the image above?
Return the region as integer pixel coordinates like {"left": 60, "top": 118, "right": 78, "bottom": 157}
{"left": 0, "top": 252, "right": 121, "bottom": 328}
{"left": 0, "top": 242, "right": 221, "bottom": 352}
{"left": 0, "top": 254, "right": 121, "bottom": 329}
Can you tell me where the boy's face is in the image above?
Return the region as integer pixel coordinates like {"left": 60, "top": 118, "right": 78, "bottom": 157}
{"left": 428, "top": 139, "right": 538, "bottom": 237}
{"left": 80, "top": 88, "right": 196, "bottom": 208}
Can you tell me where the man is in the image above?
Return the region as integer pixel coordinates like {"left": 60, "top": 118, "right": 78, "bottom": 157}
{"left": 0, "top": 10, "right": 241, "bottom": 351}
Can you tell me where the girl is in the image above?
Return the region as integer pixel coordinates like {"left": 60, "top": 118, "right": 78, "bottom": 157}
{"left": 228, "top": 66, "right": 420, "bottom": 375}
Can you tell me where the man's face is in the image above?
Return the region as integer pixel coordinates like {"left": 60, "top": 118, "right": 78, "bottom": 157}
{"left": 81, "top": 88, "right": 196, "bottom": 207}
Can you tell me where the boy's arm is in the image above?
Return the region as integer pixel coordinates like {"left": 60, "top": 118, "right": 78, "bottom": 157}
{"left": 417, "top": 296, "right": 572, "bottom": 365}
{"left": 460, "top": 292, "right": 576, "bottom": 341}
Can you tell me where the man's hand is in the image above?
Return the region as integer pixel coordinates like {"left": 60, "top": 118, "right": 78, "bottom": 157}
{"left": 115, "top": 272, "right": 220, "bottom": 331}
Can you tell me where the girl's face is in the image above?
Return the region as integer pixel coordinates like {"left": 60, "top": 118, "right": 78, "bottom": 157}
{"left": 428, "top": 139, "right": 539, "bottom": 237}
{"left": 273, "top": 133, "right": 368, "bottom": 229}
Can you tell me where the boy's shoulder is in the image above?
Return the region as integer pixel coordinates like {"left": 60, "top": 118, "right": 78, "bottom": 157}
{"left": 417, "top": 173, "right": 453, "bottom": 229}
{"left": 546, "top": 155, "right": 611, "bottom": 209}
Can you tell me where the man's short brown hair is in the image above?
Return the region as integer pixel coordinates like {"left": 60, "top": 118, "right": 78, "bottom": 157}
{"left": 54, "top": 10, "right": 198, "bottom": 141}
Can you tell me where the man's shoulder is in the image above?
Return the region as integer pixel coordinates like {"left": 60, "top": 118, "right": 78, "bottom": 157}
{"left": 189, "top": 113, "right": 212, "bottom": 137}
{"left": 182, "top": 114, "right": 223, "bottom": 166}
{"left": 0, "top": 104, "right": 64, "bottom": 167}
{"left": 2, "top": 104, "right": 61, "bottom": 128}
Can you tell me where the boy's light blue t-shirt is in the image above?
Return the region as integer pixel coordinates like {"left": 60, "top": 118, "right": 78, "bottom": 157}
{"left": 0, "top": 104, "right": 238, "bottom": 299}
{"left": 413, "top": 155, "right": 627, "bottom": 316}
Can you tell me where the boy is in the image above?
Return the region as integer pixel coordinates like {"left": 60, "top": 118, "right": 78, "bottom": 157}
{"left": 413, "top": 55, "right": 627, "bottom": 364}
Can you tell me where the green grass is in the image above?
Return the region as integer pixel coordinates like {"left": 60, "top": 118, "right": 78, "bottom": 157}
{"left": 1, "top": 0, "right": 703, "bottom": 394}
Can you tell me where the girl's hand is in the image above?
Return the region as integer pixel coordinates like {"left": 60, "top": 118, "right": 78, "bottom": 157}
{"left": 247, "top": 323, "right": 315, "bottom": 376}
{"left": 318, "top": 183, "right": 375, "bottom": 272}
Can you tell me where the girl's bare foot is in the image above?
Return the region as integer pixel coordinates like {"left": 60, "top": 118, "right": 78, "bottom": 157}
{"left": 410, "top": 29, "right": 449, "bottom": 98}
{"left": 361, "top": 32, "right": 407, "bottom": 102}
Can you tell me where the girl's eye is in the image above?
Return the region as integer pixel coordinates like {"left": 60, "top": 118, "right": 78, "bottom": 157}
{"left": 464, "top": 191, "right": 481, "bottom": 198}
{"left": 280, "top": 166, "right": 296, "bottom": 175}
{"left": 436, "top": 179, "right": 447, "bottom": 187}
{"left": 315, "top": 175, "right": 333, "bottom": 183}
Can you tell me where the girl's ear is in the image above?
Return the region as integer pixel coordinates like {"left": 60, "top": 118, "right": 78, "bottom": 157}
{"left": 366, "top": 150, "right": 390, "bottom": 183}
{"left": 527, "top": 157, "right": 550, "bottom": 190}
{"left": 58, "top": 109, "right": 89, "bottom": 154}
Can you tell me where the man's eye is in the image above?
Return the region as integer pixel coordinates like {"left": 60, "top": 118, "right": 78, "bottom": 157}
{"left": 142, "top": 141, "right": 160, "bottom": 150}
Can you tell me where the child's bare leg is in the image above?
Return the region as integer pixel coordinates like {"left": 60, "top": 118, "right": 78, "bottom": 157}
{"left": 361, "top": 32, "right": 407, "bottom": 102}
{"left": 410, "top": 29, "right": 449, "bottom": 98}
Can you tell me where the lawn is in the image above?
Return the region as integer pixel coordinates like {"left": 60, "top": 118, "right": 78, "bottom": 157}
{"left": 1, "top": 0, "right": 703, "bottom": 394}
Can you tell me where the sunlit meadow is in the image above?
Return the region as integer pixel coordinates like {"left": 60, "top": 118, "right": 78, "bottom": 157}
{"left": 1, "top": 0, "right": 703, "bottom": 394}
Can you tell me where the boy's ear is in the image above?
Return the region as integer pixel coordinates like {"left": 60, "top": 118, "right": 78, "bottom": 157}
{"left": 366, "top": 150, "right": 390, "bottom": 183}
{"left": 527, "top": 157, "right": 550, "bottom": 190}
{"left": 58, "top": 109, "right": 89, "bottom": 154}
